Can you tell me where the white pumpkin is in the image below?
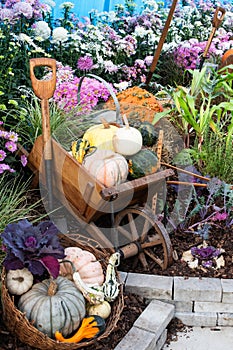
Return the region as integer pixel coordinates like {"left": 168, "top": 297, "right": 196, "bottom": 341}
{"left": 83, "top": 149, "right": 128, "bottom": 187}
{"left": 6, "top": 268, "right": 33, "bottom": 295}
{"left": 113, "top": 115, "right": 142, "bottom": 156}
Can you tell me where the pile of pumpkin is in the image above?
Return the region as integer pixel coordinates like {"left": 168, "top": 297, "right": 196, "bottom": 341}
{"left": 71, "top": 115, "right": 160, "bottom": 187}
{"left": 5, "top": 247, "right": 121, "bottom": 344}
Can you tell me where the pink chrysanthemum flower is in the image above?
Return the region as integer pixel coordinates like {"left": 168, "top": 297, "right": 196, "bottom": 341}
{"left": 77, "top": 56, "right": 94, "bottom": 71}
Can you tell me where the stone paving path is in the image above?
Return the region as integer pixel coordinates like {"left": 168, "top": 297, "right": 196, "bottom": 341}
{"left": 162, "top": 326, "right": 233, "bottom": 350}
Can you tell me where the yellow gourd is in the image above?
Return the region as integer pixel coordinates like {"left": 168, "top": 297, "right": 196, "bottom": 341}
{"left": 87, "top": 301, "right": 111, "bottom": 319}
{"left": 82, "top": 119, "right": 118, "bottom": 151}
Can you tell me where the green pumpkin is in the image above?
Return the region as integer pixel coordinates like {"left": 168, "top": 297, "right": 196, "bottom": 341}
{"left": 18, "top": 277, "right": 86, "bottom": 338}
{"left": 128, "top": 149, "right": 159, "bottom": 179}
{"left": 137, "top": 122, "right": 158, "bottom": 147}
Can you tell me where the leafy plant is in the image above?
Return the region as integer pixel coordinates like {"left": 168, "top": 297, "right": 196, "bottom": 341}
{"left": 1, "top": 219, "right": 65, "bottom": 278}
{"left": 9, "top": 91, "right": 67, "bottom": 151}
{"left": 185, "top": 178, "right": 233, "bottom": 231}
{"left": 197, "top": 125, "right": 233, "bottom": 184}
{"left": 0, "top": 175, "right": 40, "bottom": 234}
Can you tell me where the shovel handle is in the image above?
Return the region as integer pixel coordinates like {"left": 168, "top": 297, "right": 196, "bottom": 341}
{"left": 30, "top": 58, "right": 56, "bottom": 100}
{"left": 212, "top": 6, "right": 226, "bottom": 29}
{"left": 200, "top": 6, "right": 225, "bottom": 66}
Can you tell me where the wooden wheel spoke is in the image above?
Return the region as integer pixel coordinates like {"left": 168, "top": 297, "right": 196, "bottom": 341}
{"left": 141, "top": 218, "right": 150, "bottom": 242}
{"left": 141, "top": 236, "right": 163, "bottom": 249}
{"left": 114, "top": 207, "right": 173, "bottom": 270}
{"left": 138, "top": 252, "right": 149, "bottom": 270}
{"left": 117, "top": 225, "right": 133, "bottom": 241}
{"left": 144, "top": 249, "right": 164, "bottom": 268}
{"left": 127, "top": 213, "right": 139, "bottom": 240}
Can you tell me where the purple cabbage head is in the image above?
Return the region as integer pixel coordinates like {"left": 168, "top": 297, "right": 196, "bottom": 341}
{"left": 191, "top": 245, "right": 221, "bottom": 260}
{"left": 1, "top": 219, "right": 65, "bottom": 278}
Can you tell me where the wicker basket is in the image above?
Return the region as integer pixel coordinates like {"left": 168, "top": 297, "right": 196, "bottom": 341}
{"left": 1, "top": 234, "right": 124, "bottom": 350}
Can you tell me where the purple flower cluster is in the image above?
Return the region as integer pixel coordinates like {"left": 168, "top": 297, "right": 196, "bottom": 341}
{"left": 77, "top": 55, "right": 94, "bottom": 71}
{"left": 0, "top": 121, "right": 27, "bottom": 175}
{"left": 0, "top": 0, "right": 50, "bottom": 23}
{"left": 53, "top": 64, "right": 114, "bottom": 113}
{"left": 173, "top": 33, "right": 233, "bottom": 70}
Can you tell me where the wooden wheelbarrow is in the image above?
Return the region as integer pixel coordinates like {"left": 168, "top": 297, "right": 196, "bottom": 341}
{"left": 27, "top": 58, "right": 174, "bottom": 270}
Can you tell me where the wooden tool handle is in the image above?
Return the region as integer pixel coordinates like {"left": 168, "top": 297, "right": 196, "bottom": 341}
{"left": 212, "top": 6, "right": 225, "bottom": 28}
{"left": 30, "top": 58, "right": 57, "bottom": 100}
{"left": 145, "top": 0, "right": 178, "bottom": 86}
{"left": 202, "top": 7, "right": 226, "bottom": 58}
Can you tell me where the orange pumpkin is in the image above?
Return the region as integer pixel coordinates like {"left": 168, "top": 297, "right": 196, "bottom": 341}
{"left": 219, "top": 49, "right": 233, "bottom": 73}
{"left": 59, "top": 247, "right": 104, "bottom": 286}
{"left": 105, "top": 86, "right": 163, "bottom": 124}
{"left": 82, "top": 149, "right": 128, "bottom": 187}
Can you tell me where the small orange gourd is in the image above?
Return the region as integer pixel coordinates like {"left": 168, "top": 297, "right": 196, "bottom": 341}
{"left": 55, "top": 315, "right": 105, "bottom": 343}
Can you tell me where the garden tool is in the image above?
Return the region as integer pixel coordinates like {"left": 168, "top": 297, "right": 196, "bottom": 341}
{"left": 30, "top": 58, "right": 56, "bottom": 212}
{"left": 144, "top": 0, "right": 179, "bottom": 89}
{"left": 198, "top": 6, "right": 226, "bottom": 71}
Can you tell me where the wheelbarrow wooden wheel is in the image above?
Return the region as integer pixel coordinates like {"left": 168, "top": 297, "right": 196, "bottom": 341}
{"left": 114, "top": 207, "right": 173, "bottom": 270}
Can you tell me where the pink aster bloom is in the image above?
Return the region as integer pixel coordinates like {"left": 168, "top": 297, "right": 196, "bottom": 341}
{"left": 20, "top": 154, "right": 27, "bottom": 167}
{"left": 212, "top": 212, "right": 228, "bottom": 221}
{"left": 7, "top": 131, "right": 18, "bottom": 143}
{"left": 0, "top": 164, "right": 11, "bottom": 174}
{"left": 0, "top": 150, "right": 7, "bottom": 161}
{"left": 5, "top": 141, "right": 17, "bottom": 153}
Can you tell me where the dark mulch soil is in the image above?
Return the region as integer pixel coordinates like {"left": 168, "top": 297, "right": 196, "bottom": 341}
{"left": 119, "top": 225, "right": 233, "bottom": 279}
{"left": 0, "top": 188, "right": 232, "bottom": 349}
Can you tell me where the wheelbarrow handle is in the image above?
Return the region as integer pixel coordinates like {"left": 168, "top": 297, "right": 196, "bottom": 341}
{"left": 30, "top": 58, "right": 57, "bottom": 100}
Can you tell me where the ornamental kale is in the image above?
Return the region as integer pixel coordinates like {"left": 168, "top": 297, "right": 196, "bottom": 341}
{"left": 1, "top": 219, "right": 65, "bottom": 279}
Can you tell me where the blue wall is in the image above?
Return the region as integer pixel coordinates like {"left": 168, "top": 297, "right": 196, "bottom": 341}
{"left": 53, "top": 0, "right": 146, "bottom": 20}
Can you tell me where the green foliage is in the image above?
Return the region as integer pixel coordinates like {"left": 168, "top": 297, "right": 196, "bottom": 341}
{"left": 200, "top": 128, "right": 233, "bottom": 184}
{"left": 11, "top": 93, "right": 67, "bottom": 150}
{"left": 0, "top": 175, "right": 41, "bottom": 234}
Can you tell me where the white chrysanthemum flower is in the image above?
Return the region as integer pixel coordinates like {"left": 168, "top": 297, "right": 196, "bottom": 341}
{"left": 52, "top": 27, "right": 68, "bottom": 44}
{"left": 33, "top": 21, "right": 51, "bottom": 41}
{"left": 43, "top": 0, "right": 56, "bottom": 8}
{"left": 114, "top": 81, "right": 129, "bottom": 91}
{"left": 59, "top": 2, "right": 74, "bottom": 10}
{"left": 103, "top": 60, "right": 118, "bottom": 73}
{"left": 134, "top": 26, "right": 148, "bottom": 38}
{"left": 18, "top": 33, "right": 34, "bottom": 45}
